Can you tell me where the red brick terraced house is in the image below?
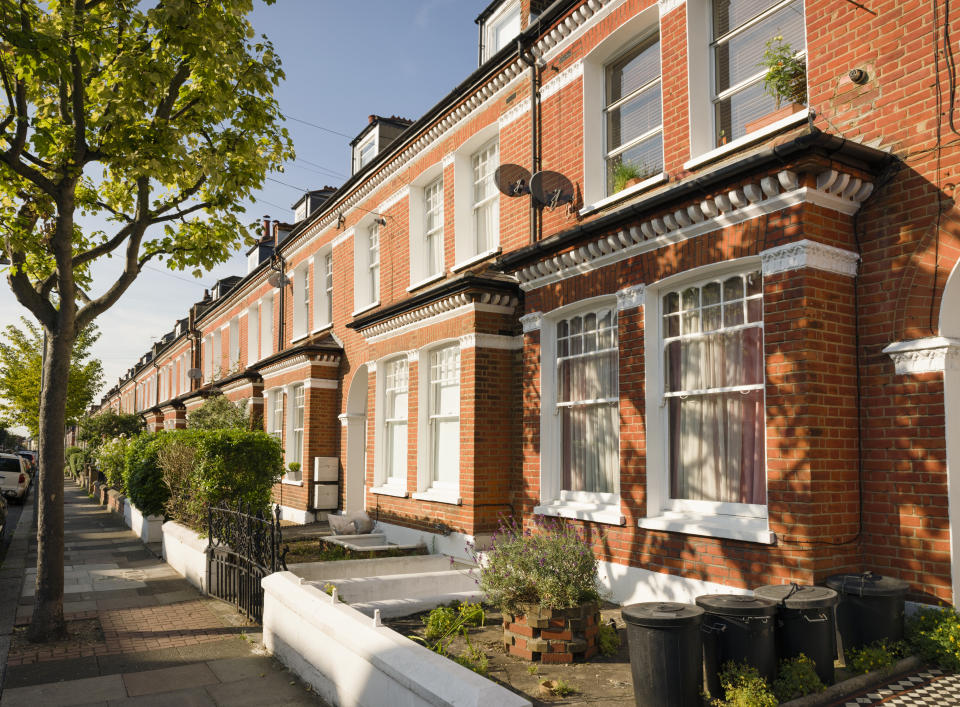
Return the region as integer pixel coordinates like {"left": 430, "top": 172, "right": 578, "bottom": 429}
{"left": 94, "top": 0, "right": 960, "bottom": 607}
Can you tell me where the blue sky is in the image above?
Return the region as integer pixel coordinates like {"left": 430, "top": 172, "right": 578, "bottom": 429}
{"left": 0, "top": 0, "right": 483, "bottom": 425}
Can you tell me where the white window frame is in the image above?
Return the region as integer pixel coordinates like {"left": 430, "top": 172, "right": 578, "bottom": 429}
{"left": 228, "top": 317, "right": 240, "bottom": 370}
{"left": 409, "top": 162, "right": 446, "bottom": 289}
{"left": 641, "top": 258, "right": 775, "bottom": 544}
{"left": 535, "top": 296, "right": 624, "bottom": 526}
{"left": 581, "top": 5, "right": 664, "bottom": 211}
{"left": 354, "top": 131, "right": 377, "bottom": 174}
{"left": 247, "top": 303, "right": 260, "bottom": 365}
{"left": 285, "top": 384, "right": 304, "bottom": 482}
{"left": 267, "top": 388, "right": 284, "bottom": 444}
{"left": 453, "top": 126, "right": 501, "bottom": 269}
{"left": 373, "top": 356, "right": 410, "bottom": 496}
{"left": 353, "top": 218, "right": 381, "bottom": 314}
{"left": 202, "top": 334, "right": 212, "bottom": 382}
{"left": 603, "top": 30, "right": 663, "bottom": 197}
{"left": 211, "top": 328, "right": 222, "bottom": 381}
{"left": 292, "top": 261, "right": 311, "bottom": 341}
{"left": 313, "top": 248, "right": 334, "bottom": 330}
{"left": 260, "top": 293, "right": 274, "bottom": 358}
{"left": 686, "top": 0, "right": 808, "bottom": 164}
{"left": 482, "top": 0, "right": 522, "bottom": 63}
{"left": 414, "top": 342, "right": 462, "bottom": 505}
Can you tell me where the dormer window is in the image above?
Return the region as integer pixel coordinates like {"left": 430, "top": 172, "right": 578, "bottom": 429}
{"left": 478, "top": 0, "right": 529, "bottom": 64}
{"left": 357, "top": 133, "right": 376, "bottom": 170}
{"left": 350, "top": 116, "right": 413, "bottom": 176}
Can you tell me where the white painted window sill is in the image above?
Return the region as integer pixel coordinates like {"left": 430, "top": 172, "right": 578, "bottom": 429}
{"left": 281, "top": 478, "right": 303, "bottom": 487}
{"left": 311, "top": 323, "right": 333, "bottom": 335}
{"left": 412, "top": 490, "right": 462, "bottom": 506}
{"left": 683, "top": 109, "right": 811, "bottom": 172}
{"left": 452, "top": 248, "right": 501, "bottom": 273}
{"left": 579, "top": 173, "right": 669, "bottom": 217}
{"left": 370, "top": 485, "right": 409, "bottom": 498}
{"left": 534, "top": 502, "right": 625, "bottom": 526}
{"left": 407, "top": 272, "right": 446, "bottom": 292}
{"left": 638, "top": 512, "right": 775, "bottom": 544}
{"left": 291, "top": 333, "right": 308, "bottom": 344}
{"left": 351, "top": 301, "right": 380, "bottom": 318}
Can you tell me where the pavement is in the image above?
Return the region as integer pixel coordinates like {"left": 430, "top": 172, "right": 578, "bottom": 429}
{"left": 0, "top": 481, "right": 328, "bottom": 706}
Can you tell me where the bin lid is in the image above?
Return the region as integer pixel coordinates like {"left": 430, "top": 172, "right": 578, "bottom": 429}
{"left": 825, "top": 572, "right": 909, "bottom": 598}
{"left": 622, "top": 602, "right": 704, "bottom": 628}
{"left": 754, "top": 583, "right": 839, "bottom": 609}
{"left": 695, "top": 594, "right": 778, "bottom": 617}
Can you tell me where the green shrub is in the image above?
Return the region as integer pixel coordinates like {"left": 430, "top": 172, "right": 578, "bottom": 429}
{"left": 423, "top": 607, "right": 457, "bottom": 641}
{"left": 65, "top": 445, "right": 83, "bottom": 464}
{"left": 908, "top": 606, "right": 960, "bottom": 671}
{"left": 475, "top": 516, "right": 601, "bottom": 613}
{"left": 96, "top": 437, "right": 129, "bottom": 492}
{"left": 124, "top": 433, "right": 169, "bottom": 516}
{"left": 712, "top": 662, "right": 777, "bottom": 707}
{"left": 598, "top": 620, "right": 621, "bottom": 656}
{"left": 157, "top": 438, "right": 198, "bottom": 527}
{"left": 66, "top": 447, "right": 91, "bottom": 477}
{"left": 79, "top": 411, "right": 143, "bottom": 449}
{"left": 772, "top": 654, "right": 824, "bottom": 702}
{"left": 187, "top": 394, "right": 250, "bottom": 430}
{"left": 845, "top": 639, "right": 906, "bottom": 674}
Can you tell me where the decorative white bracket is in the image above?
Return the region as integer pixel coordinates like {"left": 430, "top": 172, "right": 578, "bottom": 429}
{"left": 883, "top": 337, "right": 960, "bottom": 375}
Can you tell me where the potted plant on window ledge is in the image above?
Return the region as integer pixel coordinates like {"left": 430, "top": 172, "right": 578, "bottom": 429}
{"left": 611, "top": 162, "right": 652, "bottom": 195}
{"left": 746, "top": 35, "right": 807, "bottom": 134}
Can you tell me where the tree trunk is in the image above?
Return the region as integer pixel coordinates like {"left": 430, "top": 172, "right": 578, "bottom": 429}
{"left": 26, "top": 327, "right": 72, "bottom": 642}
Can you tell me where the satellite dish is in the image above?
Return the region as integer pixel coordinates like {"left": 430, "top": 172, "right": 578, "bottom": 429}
{"left": 267, "top": 272, "right": 288, "bottom": 288}
{"left": 530, "top": 170, "right": 574, "bottom": 209}
{"left": 187, "top": 368, "right": 202, "bottom": 380}
{"left": 494, "top": 164, "right": 531, "bottom": 197}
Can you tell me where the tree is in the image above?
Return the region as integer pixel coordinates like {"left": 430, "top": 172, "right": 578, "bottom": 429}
{"left": 0, "top": 317, "right": 103, "bottom": 435}
{"left": 78, "top": 409, "right": 144, "bottom": 449}
{"left": 0, "top": 0, "right": 291, "bottom": 640}
{"left": 187, "top": 394, "right": 249, "bottom": 430}
{"left": 0, "top": 423, "right": 24, "bottom": 451}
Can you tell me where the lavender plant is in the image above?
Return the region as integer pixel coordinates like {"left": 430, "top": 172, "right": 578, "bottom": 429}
{"left": 475, "top": 517, "right": 601, "bottom": 612}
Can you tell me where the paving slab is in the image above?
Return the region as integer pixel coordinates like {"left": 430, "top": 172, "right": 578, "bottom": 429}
{"left": 121, "top": 663, "right": 219, "bottom": 697}
{"left": 203, "top": 670, "right": 314, "bottom": 707}
{"left": 0, "top": 674, "right": 127, "bottom": 706}
{"left": 106, "top": 687, "right": 216, "bottom": 707}
{"left": 3, "top": 657, "right": 101, "bottom": 689}
{"left": 205, "top": 655, "right": 276, "bottom": 683}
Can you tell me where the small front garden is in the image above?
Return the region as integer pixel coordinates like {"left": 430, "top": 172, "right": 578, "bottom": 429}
{"left": 282, "top": 537, "right": 426, "bottom": 564}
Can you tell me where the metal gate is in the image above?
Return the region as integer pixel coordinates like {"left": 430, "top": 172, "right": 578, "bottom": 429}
{"left": 206, "top": 503, "right": 287, "bottom": 623}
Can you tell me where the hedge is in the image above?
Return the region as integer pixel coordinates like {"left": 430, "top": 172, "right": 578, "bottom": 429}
{"left": 123, "top": 429, "right": 283, "bottom": 529}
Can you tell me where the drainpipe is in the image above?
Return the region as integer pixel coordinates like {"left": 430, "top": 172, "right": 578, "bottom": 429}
{"left": 520, "top": 40, "right": 542, "bottom": 244}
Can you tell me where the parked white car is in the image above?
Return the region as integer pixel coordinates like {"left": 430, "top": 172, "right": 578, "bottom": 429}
{"left": 0, "top": 453, "right": 30, "bottom": 504}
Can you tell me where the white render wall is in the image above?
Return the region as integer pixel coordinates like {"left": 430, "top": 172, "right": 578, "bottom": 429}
{"left": 161, "top": 520, "right": 208, "bottom": 592}
{"left": 262, "top": 572, "right": 529, "bottom": 707}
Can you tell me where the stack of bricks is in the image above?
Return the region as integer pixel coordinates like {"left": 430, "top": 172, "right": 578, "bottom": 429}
{"left": 502, "top": 601, "right": 600, "bottom": 664}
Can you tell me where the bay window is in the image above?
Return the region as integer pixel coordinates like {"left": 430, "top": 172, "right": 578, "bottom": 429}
{"left": 376, "top": 357, "right": 409, "bottom": 492}
{"left": 287, "top": 384, "right": 304, "bottom": 481}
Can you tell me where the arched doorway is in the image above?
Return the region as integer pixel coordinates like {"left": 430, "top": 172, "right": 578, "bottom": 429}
{"left": 942, "top": 265, "right": 960, "bottom": 603}
{"left": 343, "top": 366, "right": 368, "bottom": 513}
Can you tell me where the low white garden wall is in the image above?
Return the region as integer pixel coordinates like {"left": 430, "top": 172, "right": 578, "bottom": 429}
{"left": 161, "top": 520, "right": 208, "bottom": 592}
{"left": 262, "top": 572, "right": 529, "bottom": 707}
{"left": 127, "top": 501, "right": 164, "bottom": 544}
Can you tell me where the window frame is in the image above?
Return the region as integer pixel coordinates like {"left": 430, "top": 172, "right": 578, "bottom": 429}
{"left": 414, "top": 342, "right": 462, "bottom": 504}
{"left": 313, "top": 248, "right": 334, "bottom": 330}
{"left": 603, "top": 29, "right": 664, "bottom": 198}
{"left": 471, "top": 138, "right": 499, "bottom": 256}
{"left": 641, "top": 258, "right": 774, "bottom": 544}
{"left": 353, "top": 219, "right": 381, "bottom": 314}
{"left": 286, "top": 383, "right": 304, "bottom": 482}
{"left": 536, "top": 296, "right": 624, "bottom": 525}
{"left": 373, "top": 356, "right": 410, "bottom": 495}
{"left": 482, "top": 0, "right": 522, "bottom": 63}
{"left": 292, "top": 261, "right": 311, "bottom": 341}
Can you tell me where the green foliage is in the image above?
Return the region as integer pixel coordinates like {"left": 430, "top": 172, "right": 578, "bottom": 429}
{"left": 760, "top": 35, "right": 807, "bottom": 108}
{"left": 67, "top": 448, "right": 92, "bottom": 477}
{"left": 475, "top": 516, "right": 601, "bottom": 613}
{"left": 0, "top": 425, "right": 26, "bottom": 452}
{"left": 597, "top": 620, "right": 621, "bottom": 657}
{"left": 908, "top": 606, "right": 960, "bottom": 671}
{"left": 155, "top": 429, "right": 283, "bottom": 530}
{"left": 0, "top": 318, "right": 103, "bottom": 435}
{"left": 79, "top": 411, "right": 144, "bottom": 450}
{"left": 712, "top": 662, "right": 777, "bottom": 707}
{"left": 422, "top": 602, "right": 485, "bottom": 642}
{"left": 453, "top": 633, "right": 488, "bottom": 676}
{"left": 772, "top": 654, "right": 824, "bottom": 703}
{"left": 187, "top": 395, "right": 249, "bottom": 430}
{"left": 610, "top": 161, "right": 651, "bottom": 194}
{"left": 65, "top": 445, "right": 83, "bottom": 462}
{"left": 845, "top": 639, "right": 906, "bottom": 674}
{"left": 124, "top": 433, "right": 169, "bottom": 516}
{"left": 96, "top": 436, "right": 130, "bottom": 492}
{"left": 549, "top": 679, "right": 574, "bottom": 697}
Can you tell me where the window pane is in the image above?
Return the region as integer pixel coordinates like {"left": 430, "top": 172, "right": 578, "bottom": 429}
{"left": 607, "top": 36, "right": 661, "bottom": 103}
{"left": 608, "top": 87, "right": 662, "bottom": 150}
{"left": 713, "top": 0, "right": 784, "bottom": 37}
{"left": 714, "top": 2, "right": 804, "bottom": 92}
